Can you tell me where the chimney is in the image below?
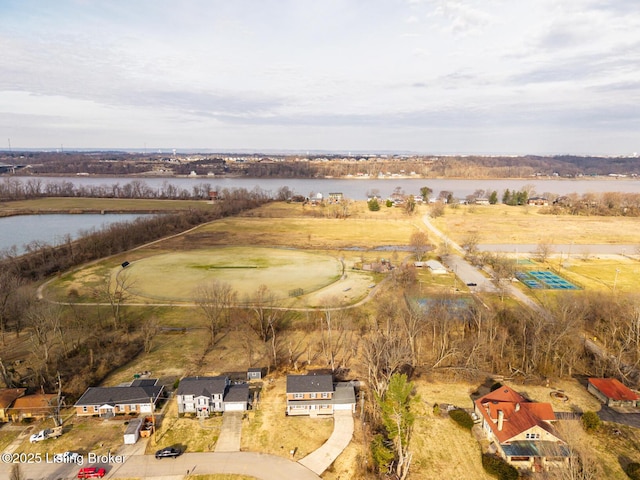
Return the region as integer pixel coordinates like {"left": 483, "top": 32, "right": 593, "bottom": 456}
{"left": 498, "top": 410, "right": 504, "bottom": 431}
{"left": 515, "top": 403, "right": 520, "bottom": 412}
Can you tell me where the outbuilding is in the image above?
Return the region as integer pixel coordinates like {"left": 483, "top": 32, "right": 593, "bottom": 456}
{"left": 123, "top": 418, "right": 142, "bottom": 445}
{"left": 588, "top": 378, "right": 639, "bottom": 408}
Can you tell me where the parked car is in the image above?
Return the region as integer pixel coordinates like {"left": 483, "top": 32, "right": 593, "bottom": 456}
{"left": 54, "top": 451, "right": 82, "bottom": 463}
{"left": 77, "top": 467, "right": 106, "bottom": 479}
{"left": 29, "top": 426, "right": 63, "bottom": 443}
{"left": 155, "top": 447, "right": 181, "bottom": 459}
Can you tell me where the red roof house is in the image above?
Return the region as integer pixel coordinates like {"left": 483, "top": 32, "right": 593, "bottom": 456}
{"left": 588, "top": 378, "right": 640, "bottom": 408}
{"left": 474, "top": 385, "right": 568, "bottom": 473}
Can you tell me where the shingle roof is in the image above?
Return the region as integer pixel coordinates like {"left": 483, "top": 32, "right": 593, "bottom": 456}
{"left": 12, "top": 393, "right": 57, "bottom": 413}
{"left": 286, "top": 374, "right": 333, "bottom": 394}
{"left": 589, "top": 378, "right": 639, "bottom": 401}
{"left": 75, "top": 381, "right": 163, "bottom": 407}
{"left": 0, "top": 388, "right": 26, "bottom": 409}
{"left": 224, "top": 384, "right": 249, "bottom": 403}
{"left": 176, "top": 377, "right": 228, "bottom": 397}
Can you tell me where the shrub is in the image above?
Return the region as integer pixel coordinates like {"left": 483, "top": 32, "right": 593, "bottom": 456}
{"left": 626, "top": 462, "right": 640, "bottom": 480}
{"left": 482, "top": 454, "right": 519, "bottom": 480}
{"left": 367, "top": 198, "right": 380, "bottom": 211}
{"left": 173, "top": 378, "right": 180, "bottom": 390}
{"left": 449, "top": 408, "right": 474, "bottom": 430}
{"left": 581, "top": 411, "right": 601, "bottom": 432}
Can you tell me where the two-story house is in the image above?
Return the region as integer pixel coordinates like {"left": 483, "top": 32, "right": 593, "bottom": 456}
{"left": 286, "top": 374, "right": 334, "bottom": 416}
{"left": 176, "top": 376, "right": 249, "bottom": 416}
{"left": 176, "top": 376, "right": 229, "bottom": 416}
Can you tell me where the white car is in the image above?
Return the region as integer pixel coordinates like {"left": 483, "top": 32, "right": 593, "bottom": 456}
{"left": 53, "top": 451, "right": 82, "bottom": 463}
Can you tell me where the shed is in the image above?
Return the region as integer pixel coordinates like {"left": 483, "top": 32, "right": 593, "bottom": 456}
{"left": 588, "top": 378, "right": 640, "bottom": 408}
{"left": 426, "top": 260, "right": 447, "bottom": 275}
{"left": 123, "top": 418, "right": 142, "bottom": 445}
{"left": 247, "top": 368, "right": 264, "bottom": 380}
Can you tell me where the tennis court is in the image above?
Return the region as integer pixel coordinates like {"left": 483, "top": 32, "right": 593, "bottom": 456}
{"left": 517, "top": 270, "right": 579, "bottom": 290}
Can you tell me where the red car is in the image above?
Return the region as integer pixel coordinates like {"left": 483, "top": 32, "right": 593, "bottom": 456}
{"left": 77, "top": 467, "right": 106, "bottom": 479}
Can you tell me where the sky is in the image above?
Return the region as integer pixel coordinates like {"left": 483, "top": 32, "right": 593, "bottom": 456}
{"left": 1, "top": 0, "right": 639, "bottom": 155}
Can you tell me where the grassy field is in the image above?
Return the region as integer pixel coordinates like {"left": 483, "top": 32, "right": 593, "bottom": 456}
{"left": 0, "top": 197, "right": 210, "bottom": 214}
{"left": 432, "top": 203, "right": 640, "bottom": 245}
{"left": 123, "top": 247, "right": 343, "bottom": 301}
{"left": 27, "top": 200, "right": 640, "bottom": 478}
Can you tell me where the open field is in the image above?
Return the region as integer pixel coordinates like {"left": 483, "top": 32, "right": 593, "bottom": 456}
{"left": 432, "top": 203, "right": 640, "bottom": 245}
{"left": 0, "top": 197, "right": 210, "bottom": 215}
{"left": 123, "top": 247, "right": 343, "bottom": 302}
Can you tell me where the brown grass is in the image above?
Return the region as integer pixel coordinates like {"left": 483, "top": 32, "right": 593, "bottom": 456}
{"left": 432, "top": 204, "right": 640, "bottom": 245}
{"left": 241, "top": 376, "right": 334, "bottom": 459}
{"left": 146, "top": 401, "right": 223, "bottom": 454}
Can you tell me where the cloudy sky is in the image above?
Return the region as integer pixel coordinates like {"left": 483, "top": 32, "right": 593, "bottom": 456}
{"left": 1, "top": 0, "right": 639, "bottom": 154}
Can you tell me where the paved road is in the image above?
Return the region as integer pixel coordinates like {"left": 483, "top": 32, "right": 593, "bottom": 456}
{"left": 298, "top": 411, "right": 354, "bottom": 475}
{"left": 0, "top": 451, "right": 322, "bottom": 480}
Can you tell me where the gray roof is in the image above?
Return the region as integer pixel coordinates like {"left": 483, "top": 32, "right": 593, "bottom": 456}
{"left": 75, "top": 382, "right": 163, "bottom": 407}
{"left": 333, "top": 383, "right": 356, "bottom": 405}
{"left": 131, "top": 379, "right": 158, "bottom": 387}
{"left": 224, "top": 384, "right": 249, "bottom": 403}
{"left": 287, "top": 374, "right": 333, "bottom": 394}
{"left": 177, "top": 376, "right": 228, "bottom": 397}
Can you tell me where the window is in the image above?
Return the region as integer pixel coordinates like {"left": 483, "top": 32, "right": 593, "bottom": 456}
{"left": 93, "top": 406, "right": 98, "bottom": 412}
{"left": 310, "top": 393, "right": 316, "bottom": 399}
{"left": 293, "top": 393, "right": 304, "bottom": 399}
{"left": 131, "top": 405, "right": 136, "bottom": 411}
{"left": 82, "top": 406, "right": 88, "bottom": 413}
{"left": 321, "top": 392, "right": 329, "bottom": 399}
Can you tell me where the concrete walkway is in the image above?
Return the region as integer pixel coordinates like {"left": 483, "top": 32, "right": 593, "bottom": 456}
{"left": 298, "top": 411, "right": 354, "bottom": 475}
{"left": 215, "top": 412, "right": 242, "bottom": 452}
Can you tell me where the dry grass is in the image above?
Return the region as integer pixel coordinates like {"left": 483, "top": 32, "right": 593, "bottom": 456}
{"left": 19, "top": 414, "right": 124, "bottom": 457}
{"left": 412, "top": 381, "right": 493, "bottom": 480}
{"left": 146, "top": 401, "right": 223, "bottom": 454}
{"left": 432, "top": 204, "right": 640, "bottom": 245}
{"left": 241, "top": 376, "right": 334, "bottom": 459}
{"left": 0, "top": 197, "right": 210, "bottom": 213}
{"left": 124, "top": 247, "right": 343, "bottom": 302}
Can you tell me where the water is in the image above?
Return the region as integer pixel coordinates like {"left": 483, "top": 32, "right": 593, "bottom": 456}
{"left": 1, "top": 175, "right": 638, "bottom": 254}
{"left": 4, "top": 175, "right": 640, "bottom": 200}
{"left": 0, "top": 213, "right": 152, "bottom": 255}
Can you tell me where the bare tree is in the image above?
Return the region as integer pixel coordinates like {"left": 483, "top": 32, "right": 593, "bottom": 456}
{"left": 409, "top": 231, "right": 429, "bottom": 261}
{"left": 362, "top": 328, "right": 412, "bottom": 398}
{"left": 0, "top": 270, "right": 24, "bottom": 344}
{"left": 247, "top": 285, "right": 288, "bottom": 366}
{"left": 99, "top": 269, "right": 135, "bottom": 330}
{"left": 141, "top": 316, "right": 160, "bottom": 354}
{"left": 194, "top": 280, "right": 237, "bottom": 348}
{"left": 535, "top": 239, "right": 554, "bottom": 263}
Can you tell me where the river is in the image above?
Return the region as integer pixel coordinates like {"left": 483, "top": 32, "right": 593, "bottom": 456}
{"left": 0, "top": 213, "right": 152, "bottom": 255}
{"left": 1, "top": 175, "right": 638, "bottom": 253}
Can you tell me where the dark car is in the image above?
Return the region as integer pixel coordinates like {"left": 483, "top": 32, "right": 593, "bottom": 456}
{"left": 155, "top": 447, "right": 181, "bottom": 459}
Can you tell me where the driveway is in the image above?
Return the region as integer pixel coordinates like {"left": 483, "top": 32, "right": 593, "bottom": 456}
{"left": 298, "top": 411, "right": 354, "bottom": 475}
{"left": 215, "top": 412, "right": 242, "bottom": 452}
{"left": 597, "top": 405, "right": 640, "bottom": 428}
